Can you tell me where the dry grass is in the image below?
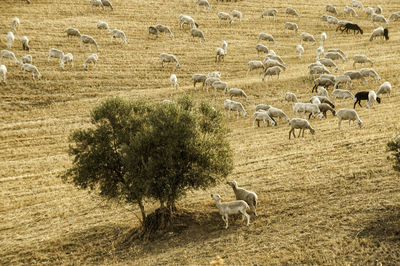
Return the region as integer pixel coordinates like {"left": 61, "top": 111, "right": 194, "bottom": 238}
{"left": 1, "top": 0, "right": 400, "bottom": 264}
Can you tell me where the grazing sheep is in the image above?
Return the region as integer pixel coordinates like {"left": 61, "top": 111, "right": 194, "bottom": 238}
{"left": 324, "top": 52, "right": 345, "bottom": 64}
{"left": 218, "top": 12, "right": 234, "bottom": 24}
{"left": 366, "top": 90, "right": 379, "bottom": 108}
{"left": 11, "top": 17, "right": 20, "bottom": 32}
{"left": 263, "top": 58, "right": 286, "bottom": 71}
{"left": 192, "top": 73, "right": 207, "bottom": 89}
{"left": 21, "top": 54, "right": 32, "bottom": 64}
{"left": 316, "top": 103, "right": 336, "bottom": 118}
{"left": 365, "top": 7, "right": 374, "bottom": 18}
{"left": 101, "top": 0, "right": 113, "bottom": 10}
{"left": 300, "top": 32, "right": 316, "bottom": 45}
{"left": 82, "top": 53, "right": 98, "bottom": 70}
{"left": 81, "top": 34, "right": 99, "bottom": 51}
{"left": 332, "top": 89, "right": 355, "bottom": 104}
{"left": 319, "top": 74, "right": 335, "bottom": 82}
{"left": 190, "top": 28, "right": 205, "bottom": 42}
{"left": 227, "top": 88, "right": 249, "bottom": 102}
{"left": 196, "top": 0, "right": 210, "bottom": 10}
{"left": 284, "top": 22, "right": 298, "bottom": 33}
{"left": 354, "top": 91, "right": 381, "bottom": 108}
{"left": 317, "top": 96, "right": 335, "bottom": 108}
{"left": 334, "top": 75, "right": 352, "bottom": 89}
{"left": 155, "top": 24, "right": 174, "bottom": 39}
{"left": 48, "top": 48, "right": 64, "bottom": 62}
{"left": 204, "top": 77, "right": 220, "bottom": 93}
{"left": 288, "top": 118, "right": 315, "bottom": 139}
{"left": 224, "top": 99, "right": 247, "bottom": 119}
{"left": 21, "top": 36, "right": 30, "bottom": 51}
{"left": 211, "top": 194, "right": 250, "bottom": 229}
{"left": 296, "top": 44, "right": 304, "bottom": 59}
{"left": 353, "top": 55, "right": 373, "bottom": 67}
{"left": 360, "top": 68, "right": 380, "bottom": 82}
{"left": 309, "top": 65, "right": 331, "bottom": 79}
{"left": 318, "top": 58, "right": 338, "bottom": 72}
{"left": 212, "top": 81, "right": 228, "bottom": 96}
{"left": 351, "top": 0, "right": 364, "bottom": 11}
{"left": 255, "top": 104, "right": 271, "bottom": 112}
{"left": 227, "top": 181, "right": 258, "bottom": 216}
{"left": 90, "top": 0, "right": 104, "bottom": 10}
{"left": 148, "top": 26, "right": 158, "bottom": 39}
{"left": 316, "top": 46, "right": 324, "bottom": 60}
{"left": 389, "top": 11, "right": 400, "bottom": 22}
{"left": 258, "top": 33, "right": 276, "bottom": 45}
{"left": 369, "top": 26, "right": 389, "bottom": 41}
{"left": 372, "top": 14, "right": 388, "bottom": 27}
{"left": 286, "top": 7, "right": 300, "bottom": 20}
{"left": 7, "top": 32, "right": 14, "bottom": 49}
{"left": 265, "top": 53, "right": 285, "bottom": 66}
{"left": 170, "top": 74, "right": 178, "bottom": 89}
{"left": 285, "top": 92, "right": 298, "bottom": 103}
{"left": 21, "top": 63, "right": 42, "bottom": 80}
{"left": 232, "top": 10, "right": 242, "bottom": 23}
{"left": 317, "top": 86, "right": 330, "bottom": 97}
{"left": 326, "top": 4, "right": 338, "bottom": 16}
{"left": 178, "top": 14, "right": 198, "bottom": 29}
{"left": 344, "top": 70, "right": 368, "bottom": 85}
{"left": 326, "top": 15, "right": 339, "bottom": 25}
{"left": 320, "top": 32, "right": 327, "bottom": 45}
{"left": 260, "top": 9, "right": 277, "bottom": 21}
{"left": 111, "top": 29, "right": 127, "bottom": 44}
{"left": 338, "top": 23, "right": 363, "bottom": 34}
{"left": 66, "top": 27, "right": 81, "bottom": 38}
{"left": 294, "top": 103, "right": 323, "bottom": 119}
{"left": 253, "top": 110, "right": 276, "bottom": 127}
{"left": 215, "top": 41, "right": 228, "bottom": 62}
{"left": 262, "top": 66, "right": 282, "bottom": 81}
{"left": 246, "top": 60, "right": 264, "bottom": 76}
{"left": 0, "top": 65, "right": 7, "bottom": 83}
{"left": 375, "top": 5, "right": 382, "bottom": 15}
{"left": 377, "top": 81, "right": 392, "bottom": 98}
{"left": 327, "top": 48, "right": 347, "bottom": 60}
{"left": 60, "top": 53, "right": 73, "bottom": 68}
{"left": 1, "top": 50, "right": 19, "bottom": 66}
{"left": 344, "top": 6, "right": 358, "bottom": 17}
{"left": 255, "top": 44, "right": 269, "bottom": 55}
{"left": 336, "top": 108, "right": 362, "bottom": 129}
{"left": 97, "top": 21, "right": 111, "bottom": 33}
{"left": 160, "top": 53, "right": 180, "bottom": 68}
{"left": 268, "top": 107, "right": 290, "bottom": 124}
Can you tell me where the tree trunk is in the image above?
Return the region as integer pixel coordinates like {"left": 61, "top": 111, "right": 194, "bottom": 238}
{"left": 137, "top": 198, "right": 146, "bottom": 224}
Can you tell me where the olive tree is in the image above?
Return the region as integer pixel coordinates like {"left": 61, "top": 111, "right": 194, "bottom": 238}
{"left": 387, "top": 135, "right": 400, "bottom": 173}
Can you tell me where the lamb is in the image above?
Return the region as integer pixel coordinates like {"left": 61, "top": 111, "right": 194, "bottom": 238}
{"left": 218, "top": 12, "right": 234, "bottom": 24}
{"left": 192, "top": 74, "right": 207, "bottom": 89}
{"left": 227, "top": 88, "right": 249, "bottom": 102}
{"left": 267, "top": 107, "right": 290, "bottom": 124}
{"left": 60, "top": 53, "right": 73, "bottom": 68}
{"left": 48, "top": 48, "right": 64, "bottom": 62}
{"left": 97, "top": 21, "right": 111, "bottom": 33}
{"left": 82, "top": 53, "right": 98, "bottom": 70}
{"left": 232, "top": 10, "right": 242, "bottom": 23}
{"left": 101, "top": 0, "right": 113, "bottom": 10}
{"left": 190, "top": 28, "right": 205, "bottom": 42}
{"left": 90, "top": 0, "right": 104, "bottom": 10}
{"left": 7, "top": 32, "right": 14, "bottom": 49}
{"left": 316, "top": 46, "right": 324, "bottom": 60}
{"left": 300, "top": 32, "right": 316, "bottom": 45}
{"left": 148, "top": 26, "right": 158, "bottom": 39}
{"left": 369, "top": 26, "right": 389, "bottom": 41}
{"left": 344, "top": 70, "right": 368, "bottom": 85}
{"left": 288, "top": 118, "right": 315, "bottom": 139}
{"left": 377, "top": 81, "right": 392, "bottom": 98}
{"left": 326, "top": 4, "right": 338, "bottom": 16}
{"left": 332, "top": 89, "right": 355, "bottom": 104}
{"left": 354, "top": 91, "right": 381, "bottom": 108}
{"left": 196, "top": 0, "right": 210, "bottom": 11}
{"left": 293, "top": 103, "right": 323, "bottom": 119}
{"left": 372, "top": 14, "right": 388, "bottom": 27}
{"left": 253, "top": 110, "right": 276, "bottom": 127}
{"left": 81, "top": 34, "right": 99, "bottom": 51}
{"left": 316, "top": 103, "right": 336, "bottom": 118}
{"left": 1, "top": 50, "right": 19, "bottom": 66}
{"left": 111, "top": 29, "right": 127, "bottom": 44}
{"left": 389, "top": 11, "right": 400, "bottom": 22}
{"left": 11, "top": 17, "right": 20, "bottom": 32}
{"left": 21, "top": 63, "right": 42, "bottom": 80}
{"left": 360, "top": 68, "right": 380, "bottom": 82}
{"left": 227, "top": 181, "right": 258, "bottom": 216}
{"left": 21, "top": 36, "right": 30, "bottom": 51}
{"left": 215, "top": 41, "right": 227, "bottom": 62}
{"left": 296, "top": 44, "right": 304, "bottom": 59}
{"left": 212, "top": 81, "right": 228, "bottom": 96}
{"left": 246, "top": 60, "right": 264, "bottom": 76}
{"left": 260, "top": 9, "right": 277, "bottom": 21}
{"left": 324, "top": 52, "right": 345, "bottom": 64}
{"left": 336, "top": 108, "right": 362, "bottom": 129}
{"left": 351, "top": 0, "right": 364, "bottom": 11}
{"left": 344, "top": 6, "right": 358, "bottom": 17}
{"left": 21, "top": 54, "right": 32, "bottom": 64}
{"left": 334, "top": 75, "right": 352, "bottom": 89}
{"left": 160, "top": 53, "right": 180, "bottom": 68}
{"left": 262, "top": 66, "right": 282, "bottom": 81}
{"left": 285, "top": 22, "right": 298, "bottom": 33}
{"left": 155, "top": 24, "right": 174, "bottom": 39}
{"left": 0, "top": 65, "right": 7, "bottom": 83}
{"left": 258, "top": 33, "right": 276, "bottom": 45}
{"left": 255, "top": 44, "right": 269, "bottom": 55}
{"left": 66, "top": 27, "right": 81, "bottom": 38}
{"left": 224, "top": 99, "right": 247, "bottom": 119}
{"left": 178, "top": 14, "right": 198, "bottom": 29}
{"left": 255, "top": 104, "right": 271, "bottom": 112}
{"left": 318, "top": 58, "right": 338, "bottom": 72}
{"left": 285, "top": 92, "right": 298, "bottom": 103}
{"left": 286, "top": 7, "right": 300, "bottom": 20}
{"left": 320, "top": 32, "right": 327, "bottom": 45}
{"left": 353, "top": 55, "right": 373, "bottom": 67}
{"left": 170, "top": 74, "right": 178, "bottom": 89}
{"left": 211, "top": 193, "right": 250, "bottom": 229}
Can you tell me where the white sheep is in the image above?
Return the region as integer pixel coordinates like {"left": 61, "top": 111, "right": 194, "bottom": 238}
{"left": 60, "top": 53, "right": 73, "bottom": 68}
{"left": 212, "top": 81, "right": 228, "bottom": 96}
{"left": 353, "top": 55, "right": 373, "bottom": 67}
{"left": 232, "top": 10, "right": 242, "bottom": 23}
{"left": 316, "top": 46, "right": 324, "bottom": 60}
{"left": 263, "top": 58, "right": 286, "bottom": 71}
{"left": 366, "top": 90, "right": 378, "bottom": 108}
{"left": 101, "top": 0, "right": 113, "bottom": 10}
{"left": 111, "top": 29, "right": 127, "bottom": 44}
{"left": 48, "top": 48, "right": 64, "bottom": 62}
{"left": 336, "top": 108, "right": 362, "bottom": 129}
{"left": 318, "top": 87, "right": 329, "bottom": 97}
{"left": 326, "top": 4, "right": 338, "bottom": 16}
{"left": 288, "top": 118, "right": 315, "bottom": 139}
{"left": 97, "top": 21, "right": 111, "bottom": 33}
{"left": 265, "top": 53, "right": 286, "bottom": 66}
{"left": 148, "top": 26, "right": 158, "bottom": 39}
{"left": 284, "top": 22, "right": 298, "bottom": 33}
{"left": 309, "top": 65, "right": 331, "bottom": 77}
{"left": 320, "top": 32, "right": 327, "bottom": 46}
{"left": 332, "top": 89, "right": 355, "bottom": 104}
{"left": 318, "top": 58, "right": 338, "bottom": 72}
{"left": 81, "top": 34, "right": 99, "bottom": 51}
{"left": 1, "top": 50, "right": 19, "bottom": 65}
{"left": 204, "top": 77, "right": 221, "bottom": 93}
{"left": 253, "top": 110, "right": 276, "bottom": 127}
{"left": 0, "top": 65, "right": 7, "bottom": 83}
{"left": 215, "top": 41, "right": 227, "bottom": 62}
{"left": 286, "top": 7, "right": 300, "bottom": 20}
{"left": 327, "top": 48, "right": 347, "bottom": 60}
{"left": 258, "top": 33, "right": 276, "bottom": 45}
{"left": 21, "top": 36, "right": 30, "bottom": 51}
{"left": 83, "top": 53, "right": 98, "bottom": 70}
{"left": 296, "top": 44, "right": 304, "bottom": 59}
{"left": 21, "top": 63, "right": 42, "bottom": 80}
{"left": 300, "top": 32, "right": 316, "bottom": 45}
{"left": 389, "top": 11, "right": 400, "bottom": 22}
{"left": 66, "top": 27, "right": 81, "bottom": 38}
{"left": 324, "top": 51, "right": 345, "bottom": 64}
{"left": 227, "top": 181, "right": 258, "bottom": 216}
{"left": 326, "top": 15, "right": 339, "bottom": 25}
{"left": 155, "top": 24, "right": 174, "bottom": 39}
{"left": 262, "top": 66, "right": 282, "bottom": 81}
{"left": 344, "top": 70, "right": 368, "bottom": 85}
{"left": 293, "top": 103, "right": 323, "bottom": 119}
{"left": 255, "top": 104, "right": 271, "bottom": 112}
{"left": 11, "top": 17, "right": 20, "bottom": 32}
{"left": 224, "top": 99, "right": 247, "bottom": 119}
{"left": 372, "top": 14, "right": 388, "bottom": 27}
{"left": 310, "top": 96, "right": 321, "bottom": 104}
{"left": 178, "top": 14, "right": 198, "bottom": 29}
{"left": 375, "top": 5, "right": 382, "bottom": 15}
{"left": 344, "top": 6, "right": 358, "bottom": 17}
{"left": 246, "top": 60, "right": 264, "bottom": 76}
{"left": 268, "top": 107, "right": 290, "bottom": 124}
{"left": 360, "top": 68, "right": 380, "bottom": 82}
{"left": 319, "top": 74, "right": 336, "bottom": 82}
{"left": 285, "top": 92, "right": 298, "bottom": 103}
{"left": 369, "top": 26, "right": 389, "bottom": 41}
{"left": 334, "top": 75, "right": 352, "bottom": 89}
{"left": 351, "top": 0, "right": 364, "bottom": 11}
{"left": 160, "top": 53, "right": 180, "bottom": 68}
{"left": 170, "top": 74, "right": 178, "bottom": 89}
{"left": 377, "top": 81, "right": 392, "bottom": 98}
{"left": 190, "top": 28, "right": 205, "bottom": 42}
{"left": 218, "top": 12, "right": 233, "bottom": 24}
{"left": 227, "top": 88, "right": 249, "bottom": 102}
{"left": 90, "top": 0, "right": 104, "bottom": 10}
{"left": 7, "top": 32, "right": 14, "bottom": 49}
{"left": 365, "top": 7, "right": 374, "bottom": 18}
{"left": 196, "top": 0, "right": 210, "bottom": 10}
{"left": 255, "top": 44, "right": 269, "bottom": 55}
{"left": 211, "top": 193, "right": 250, "bottom": 229}
{"left": 260, "top": 9, "right": 277, "bottom": 21}
{"left": 192, "top": 73, "right": 207, "bottom": 89}
{"left": 21, "top": 54, "right": 32, "bottom": 65}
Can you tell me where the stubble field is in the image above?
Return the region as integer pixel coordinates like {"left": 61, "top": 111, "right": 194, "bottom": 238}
{"left": 1, "top": 0, "right": 400, "bottom": 264}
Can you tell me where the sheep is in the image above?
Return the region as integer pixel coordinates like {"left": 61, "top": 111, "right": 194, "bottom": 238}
{"left": 353, "top": 91, "right": 381, "bottom": 109}
{"left": 334, "top": 75, "right": 352, "bottom": 89}
{"left": 360, "top": 68, "right": 380, "bottom": 82}
{"left": 265, "top": 53, "right": 285, "bottom": 66}
{"left": 327, "top": 49, "right": 347, "bottom": 61}
{"left": 255, "top": 104, "right": 271, "bottom": 112}
{"left": 0, "top": 65, "right": 7, "bottom": 83}
{"left": 288, "top": 118, "right": 315, "bottom": 139}
{"left": 369, "top": 26, "right": 389, "bottom": 41}
{"left": 377, "top": 81, "right": 392, "bottom": 98}
{"left": 11, "top": 17, "right": 20, "bottom": 32}
{"left": 296, "top": 44, "right": 304, "bottom": 59}
{"left": 263, "top": 58, "right": 286, "bottom": 71}
{"left": 211, "top": 193, "right": 250, "bottom": 229}
{"left": 148, "top": 26, "right": 158, "bottom": 39}
{"left": 317, "top": 96, "right": 335, "bottom": 108}
{"left": 326, "top": 15, "right": 339, "bottom": 25}
{"left": 97, "top": 21, "right": 111, "bottom": 33}
{"left": 81, "top": 34, "right": 99, "bottom": 51}
{"left": 19, "top": 36, "right": 30, "bottom": 52}
{"left": 7, "top": 32, "right": 14, "bottom": 49}
{"left": 389, "top": 11, "right": 400, "bottom": 22}
{"left": 344, "top": 70, "right": 368, "bottom": 85}
{"left": 21, "top": 63, "right": 42, "bottom": 80}
{"left": 324, "top": 52, "right": 345, "bottom": 64}
{"left": 66, "top": 27, "right": 81, "bottom": 38}
{"left": 365, "top": 7, "right": 374, "bottom": 18}
{"left": 318, "top": 58, "right": 338, "bottom": 72}
{"left": 160, "top": 53, "right": 180, "bottom": 68}
{"left": 232, "top": 10, "right": 242, "bottom": 23}
{"left": 372, "top": 14, "right": 388, "bottom": 27}
{"left": 227, "top": 181, "right": 258, "bottom": 216}
{"left": 204, "top": 77, "right": 220, "bottom": 93}
{"left": 262, "top": 66, "right": 282, "bottom": 81}
{"left": 315, "top": 103, "right": 336, "bottom": 118}
{"left": 101, "top": 0, "right": 113, "bottom": 10}
{"left": 111, "top": 29, "right": 127, "bottom": 44}
{"left": 48, "top": 48, "right": 64, "bottom": 62}
{"left": 60, "top": 53, "right": 73, "bottom": 68}
{"left": 258, "top": 33, "right": 276, "bottom": 45}
{"left": 285, "top": 22, "right": 298, "bottom": 33}
{"left": 326, "top": 4, "right": 338, "bottom": 16}
{"left": 170, "top": 74, "right": 178, "bottom": 89}
{"left": 353, "top": 55, "right": 373, "bottom": 67}
{"left": 332, "top": 89, "right": 355, "bottom": 104}
{"left": 155, "top": 24, "right": 174, "bottom": 39}
{"left": 227, "top": 88, "right": 249, "bottom": 102}
{"left": 293, "top": 103, "right": 323, "bottom": 119}
{"left": 218, "top": 12, "right": 234, "bottom": 24}
{"left": 375, "top": 5, "right": 382, "bottom": 15}
{"left": 336, "top": 108, "right": 362, "bottom": 129}
{"left": 310, "top": 96, "right": 321, "bottom": 105}
{"left": 285, "top": 92, "right": 298, "bottom": 103}
{"left": 212, "top": 81, "right": 228, "bottom": 96}
{"left": 344, "top": 6, "right": 358, "bottom": 17}
{"left": 215, "top": 41, "right": 227, "bottom": 62}
{"left": 309, "top": 66, "right": 331, "bottom": 79}
{"left": 253, "top": 110, "right": 276, "bottom": 127}
{"left": 20, "top": 54, "right": 32, "bottom": 65}
{"left": 316, "top": 46, "right": 324, "bottom": 60}
{"left": 286, "top": 7, "right": 300, "bottom": 20}
{"left": 196, "top": 0, "right": 210, "bottom": 11}
{"left": 190, "top": 28, "right": 205, "bottom": 42}
{"left": 178, "top": 14, "right": 199, "bottom": 29}
{"left": 267, "top": 107, "right": 290, "bottom": 124}
{"left": 82, "top": 53, "right": 98, "bottom": 70}
{"left": 1, "top": 50, "right": 19, "bottom": 66}
{"left": 224, "top": 99, "right": 247, "bottom": 119}
{"left": 338, "top": 23, "right": 363, "bottom": 34}
{"left": 90, "top": 0, "right": 104, "bottom": 10}
{"left": 366, "top": 90, "right": 379, "bottom": 108}
{"left": 300, "top": 32, "right": 316, "bottom": 45}
{"left": 246, "top": 60, "right": 264, "bottom": 76}
{"left": 320, "top": 32, "right": 327, "bottom": 45}
{"left": 319, "top": 74, "right": 336, "bottom": 82}
{"left": 351, "top": 0, "right": 364, "bottom": 11}
{"left": 260, "top": 9, "right": 277, "bottom": 21}
{"left": 255, "top": 44, "right": 269, "bottom": 55}
{"left": 192, "top": 74, "right": 207, "bottom": 89}
{"left": 321, "top": 14, "right": 328, "bottom": 23}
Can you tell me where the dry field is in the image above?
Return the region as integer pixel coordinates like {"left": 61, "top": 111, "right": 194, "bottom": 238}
{"left": 1, "top": 0, "right": 400, "bottom": 264}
